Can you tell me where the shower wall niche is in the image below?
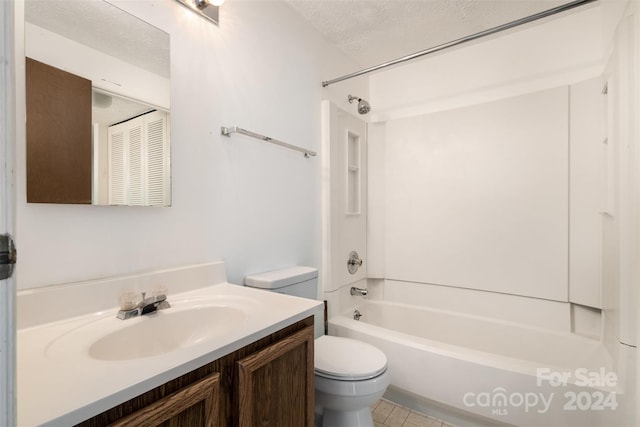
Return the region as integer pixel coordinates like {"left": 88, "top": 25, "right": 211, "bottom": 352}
{"left": 347, "top": 131, "right": 361, "bottom": 214}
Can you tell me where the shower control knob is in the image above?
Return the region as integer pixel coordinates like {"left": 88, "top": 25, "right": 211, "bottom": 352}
{"left": 347, "top": 251, "right": 363, "bottom": 275}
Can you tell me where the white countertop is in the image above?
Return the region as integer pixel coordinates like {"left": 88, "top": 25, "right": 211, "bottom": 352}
{"left": 18, "top": 283, "right": 322, "bottom": 427}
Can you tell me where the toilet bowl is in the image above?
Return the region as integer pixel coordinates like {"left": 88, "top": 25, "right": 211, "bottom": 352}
{"left": 314, "top": 335, "right": 390, "bottom": 427}
{"left": 244, "top": 266, "right": 391, "bottom": 427}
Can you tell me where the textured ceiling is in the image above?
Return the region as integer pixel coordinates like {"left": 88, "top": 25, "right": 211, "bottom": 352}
{"left": 25, "top": 0, "right": 169, "bottom": 78}
{"left": 285, "top": 0, "right": 572, "bottom": 69}
{"left": 25, "top": 0, "right": 575, "bottom": 79}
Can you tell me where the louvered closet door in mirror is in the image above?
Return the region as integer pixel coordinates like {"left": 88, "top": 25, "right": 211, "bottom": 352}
{"left": 108, "top": 110, "right": 169, "bottom": 206}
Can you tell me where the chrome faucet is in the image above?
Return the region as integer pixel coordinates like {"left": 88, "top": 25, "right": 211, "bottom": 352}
{"left": 350, "top": 286, "right": 368, "bottom": 297}
{"left": 117, "top": 292, "right": 171, "bottom": 319}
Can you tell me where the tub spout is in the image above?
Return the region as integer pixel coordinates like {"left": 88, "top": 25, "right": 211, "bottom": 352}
{"left": 350, "top": 286, "right": 368, "bottom": 297}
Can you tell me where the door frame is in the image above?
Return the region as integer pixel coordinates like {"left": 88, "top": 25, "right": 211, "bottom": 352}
{"left": 0, "top": 0, "right": 16, "bottom": 425}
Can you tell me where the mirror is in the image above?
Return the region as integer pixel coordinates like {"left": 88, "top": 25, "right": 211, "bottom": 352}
{"left": 25, "top": 0, "right": 171, "bottom": 206}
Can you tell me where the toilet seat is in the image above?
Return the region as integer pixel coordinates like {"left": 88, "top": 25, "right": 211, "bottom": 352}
{"left": 315, "top": 335, "right": 387, "bottom": 381}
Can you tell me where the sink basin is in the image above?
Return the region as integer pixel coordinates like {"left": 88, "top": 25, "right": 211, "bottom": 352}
{"left": 89, "top": 306, "right": 246, "bottom": 360}
{"left": 45, "top": 301, "right": 248, "bottom": 362}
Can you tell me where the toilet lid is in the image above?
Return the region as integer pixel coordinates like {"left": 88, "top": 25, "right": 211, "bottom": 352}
{"left": 315, "top": 335, "right": 387, "bottom": 381}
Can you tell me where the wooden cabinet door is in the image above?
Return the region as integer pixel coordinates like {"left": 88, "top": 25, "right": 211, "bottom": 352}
{"left": 26, "top": 57, "right": 92, "bottom": 204}
{"left": 108, "top": 373, "right": 220, "bottom": 427}
{"left": 237, "top": 326, "right": 314, "bottom": 427}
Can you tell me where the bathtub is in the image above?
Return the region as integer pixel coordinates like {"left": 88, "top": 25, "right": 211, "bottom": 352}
{"left": 329, "top": 300, "right": 634, "bottom": 427}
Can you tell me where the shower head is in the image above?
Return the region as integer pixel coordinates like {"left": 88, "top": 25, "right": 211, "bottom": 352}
{"left": 348, "top": 95, "right": 371, "bottom": 115}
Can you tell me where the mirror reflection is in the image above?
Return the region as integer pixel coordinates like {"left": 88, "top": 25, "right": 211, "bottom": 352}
{"left": 25, "top": 0, "right": 171, "bottom": 206}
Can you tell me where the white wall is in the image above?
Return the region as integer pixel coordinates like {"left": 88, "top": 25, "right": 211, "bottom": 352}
{"left": 369, "top": 4, "right": 604, "bottom": 122}
{"left": 14, "top": 0, "right": 367, "bottom": 290}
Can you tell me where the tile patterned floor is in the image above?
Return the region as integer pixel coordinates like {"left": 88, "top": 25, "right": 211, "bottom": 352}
{"left": 372, "top": 399, "right": 457, "bottom": 427}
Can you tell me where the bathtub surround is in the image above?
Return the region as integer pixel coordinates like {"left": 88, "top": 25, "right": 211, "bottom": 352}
{"left": 601, "top": 2, "right": 640, "bottom": 352}
{"left": 379, "top": 280, "right": 569, "bottom": 333}
{"left": 321, "top": 100, "right": 368, "bottom": 294}
{"left": 569, "top": 78, "right": 604, "bottom": 309}
{"left": 363, "top": 79, "right": 606, "bottom": 339}
{"left": 364, "top": 0, "right": 636, "bottom": 356}
{"left": 382, "top": 87, "right": 570, "bottom": 301}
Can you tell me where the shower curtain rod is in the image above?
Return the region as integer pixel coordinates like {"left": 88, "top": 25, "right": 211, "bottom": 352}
{"left": 321, "top": 0, "right": 597, "bottom": 88}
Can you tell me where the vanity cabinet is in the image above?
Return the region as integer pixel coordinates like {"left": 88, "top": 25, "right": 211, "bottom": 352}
{"left": 75, "top": 316, "right": 314, "bottom": 427}
{"left": 109, "top": 373, "right": 220, "bottom": 427}
{"left": 237, "top": 326, "right": 314, "bottom": 426}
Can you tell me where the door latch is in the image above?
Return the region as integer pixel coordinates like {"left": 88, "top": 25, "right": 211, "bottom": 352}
{"left": 0, "top": 234, "right": 16, "bottom": 280}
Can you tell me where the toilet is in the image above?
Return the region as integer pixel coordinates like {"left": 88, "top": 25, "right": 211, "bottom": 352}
{"left": 244, "top": 266, "right": 390, "bottom": 427}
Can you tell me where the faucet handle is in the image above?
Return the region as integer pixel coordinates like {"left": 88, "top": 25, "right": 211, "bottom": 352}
{"left": 148, "top": 285, "right": 170, "bottom": 310}
{"left": 150, "top": 284, "right": 168, "bottom": 298}
{"left": 347, "top": 251, "right": 364, "bottom": 274}
{"left": 118, "top": 291, "right": 142, "bottom": 311}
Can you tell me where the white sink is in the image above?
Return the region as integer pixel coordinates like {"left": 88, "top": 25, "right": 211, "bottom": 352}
{"left": 45, "top": 296, "right": 252, "bottom": 362}
{"left": 89, "top": 306, "right": 245, "bottom": 360}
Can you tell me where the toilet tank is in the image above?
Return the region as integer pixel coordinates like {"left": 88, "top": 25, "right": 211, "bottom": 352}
{"left": 244, "top": 266, "right": 323, "bottom": 338}
{"left": 244, "top": 266, "right": 318, "bottom": 299}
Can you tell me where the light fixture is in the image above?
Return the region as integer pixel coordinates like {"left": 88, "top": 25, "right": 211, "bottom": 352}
{"left": 175, "top": 0, "right": 223, "bottom": 25}
{"left": 92, "top": 91, "right": 113, "bottom": 109}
